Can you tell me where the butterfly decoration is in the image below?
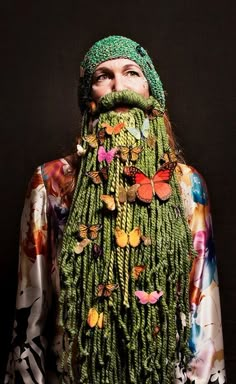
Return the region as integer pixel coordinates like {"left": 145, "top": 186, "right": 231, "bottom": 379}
{"left": 78, "top": 224, "right": 102, "bottom": 240}
{"left": 74, "top": 238, "right": 91, "bottom": 254}
{"left": 146, "top": 135, "right": 157, "bottom": 149}
{"left": 118, "top": 185, "right": 139, "bottom": 203}
{"left": 83, "top": 128, "right": 106, "bottom": 148}
{"left": 123, "top": 162, "right": 177, "bottom": 203}
{"left": 126, "top": 117, "right": 150, "bottom": 140}
{"left": 117, "top": 145, "right": 143, "bottom": 162}
{"left": 100, "top": 194, "right": 116, "bottom": 211}
{"left": 86, "top": 166, "right": 108, "bottom": 184}
{"left": 92, "top": 243, "right": 103, "bottom": 259}
{"left": 98, "top": 146, "right": 117, "bottom": 164}
{"left": 141, "top": 235, "right": 152, "bottom": 246}
{"left": 101, "top": 122, "right": 125, "bottom": 135}
{"left": 114, "top": 227, "right": 141, "bottom": 248}
{"left": 135, "top": 290, "right": 163, "bottom": 304}
{"left": 97, "top": 283, "right": 119, "bottom": 297}
{"left": 132, "top": 265, "right": 146, "bottom": 280}
{"left": 76, "top": 144, "right": 87, "bottom": 157}
{"left": 87, "top": 307, "right": 104, "bottom": 328}
{"left": 153, "top": 325, "right": 160, "bottom": 337}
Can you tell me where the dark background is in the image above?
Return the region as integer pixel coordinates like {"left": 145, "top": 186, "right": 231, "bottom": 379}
{"left": 1, "top": 1, "right": 235, "bottom": 382}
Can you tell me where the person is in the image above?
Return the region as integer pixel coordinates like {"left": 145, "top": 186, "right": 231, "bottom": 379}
{"left": 5, "top": 35, "right": 226, "bottom": 384}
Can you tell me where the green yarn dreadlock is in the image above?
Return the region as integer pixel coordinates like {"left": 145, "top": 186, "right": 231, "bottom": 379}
{"left": 58, "top": 90, "right": 195, "bottom": 384}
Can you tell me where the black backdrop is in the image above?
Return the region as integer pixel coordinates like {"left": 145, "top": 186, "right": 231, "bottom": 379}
{"left": 1, "top": 1, "right": 235, "bottom": 382}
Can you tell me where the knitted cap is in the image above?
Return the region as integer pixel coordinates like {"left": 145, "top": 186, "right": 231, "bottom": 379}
{"left": 79, "top": 35, "right": 165, "bottom": 111}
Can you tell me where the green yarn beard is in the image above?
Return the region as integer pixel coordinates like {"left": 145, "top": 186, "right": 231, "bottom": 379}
{"left": 58, "top": 90, "right": 195, "bottom": 384}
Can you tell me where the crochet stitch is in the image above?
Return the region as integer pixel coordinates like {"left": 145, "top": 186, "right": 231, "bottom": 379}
{"left": 79, "top": 35, "right": 165, "bottom": 112}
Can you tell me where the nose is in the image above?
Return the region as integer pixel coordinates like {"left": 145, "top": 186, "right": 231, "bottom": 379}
{"left": 111, "top": 75, "right": 127, "bottom": 92}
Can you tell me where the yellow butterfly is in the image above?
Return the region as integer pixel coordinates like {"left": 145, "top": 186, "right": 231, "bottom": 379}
{"left": 78, "top": 224, "right": 102, "bottom": 240}
{"left": 115, "top": 227, "right": 141, "bottom": 248}
{"left": 100, "top": 195, "right": 116, "bottom": 211}
{"left": 117, "top": 145, "right": 143, "bottom": 162}
{"left": 87, "top": 308, "right": 104, "bottom": 328}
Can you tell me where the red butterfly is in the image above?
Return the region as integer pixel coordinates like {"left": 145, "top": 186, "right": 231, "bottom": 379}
{"left": 123, "top": 162, "right": 177, "bottom": 203}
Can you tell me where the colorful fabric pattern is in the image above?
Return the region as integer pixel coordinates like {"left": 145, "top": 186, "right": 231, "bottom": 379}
{"left": 4, "top": 158, "right": 226, "bottom": 384}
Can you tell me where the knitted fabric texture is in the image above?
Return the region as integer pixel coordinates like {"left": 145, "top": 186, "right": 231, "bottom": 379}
{"left": 79, "top": 35, "right": 165, "bottom": 111}
{"left": 58, "top": 90, "right": 195, "bottom": 384}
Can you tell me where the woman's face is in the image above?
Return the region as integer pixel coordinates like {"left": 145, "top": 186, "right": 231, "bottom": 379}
{"left": 91, "top": 58, "right": 150, "bottom": 102}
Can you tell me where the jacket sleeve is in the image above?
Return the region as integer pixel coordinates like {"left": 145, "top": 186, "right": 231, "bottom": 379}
{"left": 179, "top": 164, "right": 226, "bottom": 384}
{"left": 5, "top": 166, "right": 51, "bottom": 384}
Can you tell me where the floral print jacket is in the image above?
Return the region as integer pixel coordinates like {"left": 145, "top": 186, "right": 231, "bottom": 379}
{"left": 5, "top": 158, "right": 226, "bottom": 384}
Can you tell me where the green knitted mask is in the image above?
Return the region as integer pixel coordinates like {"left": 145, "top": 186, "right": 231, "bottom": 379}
{"left": 79, "top": 35, "right": 165, "bottom": 111}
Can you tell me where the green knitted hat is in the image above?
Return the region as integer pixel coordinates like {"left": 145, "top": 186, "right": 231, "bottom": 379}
{"left": 79, "top": 35, "right": 165, "bottom": 111}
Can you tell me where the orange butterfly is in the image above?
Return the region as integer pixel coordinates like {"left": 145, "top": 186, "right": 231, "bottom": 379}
{"left": 123, "top": 162, "right": 177, "bottom": 203}
{"left": 86, "top": 167, "right": 108, "bottom": 184}
{"left": 115, "top": 227, "right": 141, "bottom": 248}
{"left": 100, "top": 195, "right": 116, "bottom": 211}
{"left": 132, "top": 265, "right": 146, "bottom": 280}
{"left": 101, "top": 122, "right": 125, "bottom": 135}
{"left": 83, "top": 128, "right": 106, "bottom": 148}
{"left": 117, "top": 145, "right": 143, "bottom": 162}
{"left": 97, "top": 283, "right": 119, "bottom": 297}
{"left": 78, "top": 224, "right": 102, "bottom": 240}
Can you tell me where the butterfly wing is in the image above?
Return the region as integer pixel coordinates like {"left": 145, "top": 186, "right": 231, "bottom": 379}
{"left": 113, "top": 122, "right": 125, "bottom": 134}
{"left": 153, "top": 162, "right": 177, "bottom": 200}
{"left": 83, "top": 134, "right": 98, "bottom": 148}
{"left": 126, "top": 127, "right": 141, "bottom": 140}
{"left": 118, "top": 185, "right": 127, "bottom": 203}
{"left": 88, "top": 224, "right": 102, "bottom": 240}
{"left": 128, "top": 227, "right": 141, "bottom": 248}
{"left": 105, "top": 148, "right": 117, "bottom": 164}
{"left": 132, "top": 265, "right": 146, "bottom": 280}
{"left": 100, "top": 195, "right": 116, "bottom": 211}
{"left": 135, "top": 291, "right": 149, "bottom": 304}
{"left": 130, "top": 146, "right": 143, "bottom": 162}
{"left": 97, "top": 128, "right": 106, "bottom": 145}
{"left": 115, "top": 227, "right": 128, "bottom": 248}
{"left": 148, "top": 291, "right": 163, "bottom": 304}
{"left": 141, "top": 117, "right": 150, "bottom": 139}
{"left": 118, "top": 146, "right": 130, "bottom": 162}
{"left": 86, "top": 170, "right": 102, "bottom": 184}
{"left": 98, "top": 146, "right": 106, "bottom": 162}
{"left": 104, "top": 283, "right": 119, "bottom": 297}
{"left": 99, "top": 166, "right": 108, "bottom": 181}
{"left": 74, "top": 238, "right": 91, "bottom": 254}
{"left": 126, "top": 184, "right": 139, "bottom": 202}
{"left": 78, "top": 224, "right": 88, "bottom": 239}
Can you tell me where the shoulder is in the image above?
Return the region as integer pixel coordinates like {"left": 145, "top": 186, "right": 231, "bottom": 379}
{"left": 36, "top": 154, "right": 77, "bottom": 198}
{"left": 177, "top": 163, "right": 208, "bottom": 206}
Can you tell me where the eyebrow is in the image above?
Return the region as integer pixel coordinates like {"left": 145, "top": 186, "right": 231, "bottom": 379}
{"left": 93, "top": 63, "right": 142, "bottom": 74}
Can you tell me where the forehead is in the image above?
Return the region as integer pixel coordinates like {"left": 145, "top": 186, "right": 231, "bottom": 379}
{"left": 94, "top": 58, "right": 142, "bottom": 72}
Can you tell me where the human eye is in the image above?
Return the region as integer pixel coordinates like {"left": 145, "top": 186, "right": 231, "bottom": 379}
{"left": 126, "top": 70, "right": 140, "bottom": 77}
{"left": 93, "top": 72, "right": 110, "bottom": 83}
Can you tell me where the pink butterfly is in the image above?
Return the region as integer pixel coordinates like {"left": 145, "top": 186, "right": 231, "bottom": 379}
{"left": 135, "top": 290, "right": 163, "bottom": 304}
{"left": 98, "top": 146, "right": 117, "bottom": 164}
